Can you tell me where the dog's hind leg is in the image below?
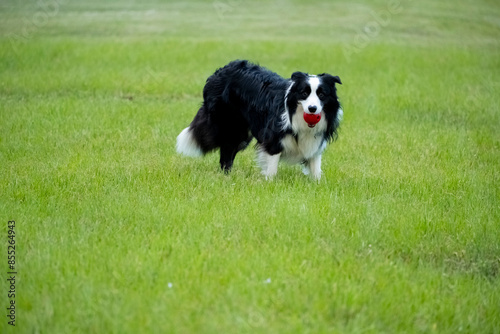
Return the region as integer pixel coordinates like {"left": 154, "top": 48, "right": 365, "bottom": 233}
{"left": 219, "top": 145, "right": 238, "bottom": 173}
{"left": 219, "top": 128, "right": 252, "bottom": 173}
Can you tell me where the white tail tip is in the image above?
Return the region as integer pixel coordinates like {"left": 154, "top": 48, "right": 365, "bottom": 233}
{"left": 176, "top": 127, "right": 203, "bottom": 157}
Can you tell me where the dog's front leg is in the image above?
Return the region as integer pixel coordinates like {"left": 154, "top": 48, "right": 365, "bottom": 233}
{"left": 258, "top": 149, "right": 281, "bottom": 180}
{"left": 308, "top": 154, "right": 322, "bottom": 181}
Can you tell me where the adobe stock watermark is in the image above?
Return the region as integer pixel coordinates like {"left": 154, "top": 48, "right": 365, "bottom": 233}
{"left": 7, "top": 0, "right": 65, "bottom": 55}
{"left": 121, "top": 66, "right": 164, "bottom": 101}
{"left": 138, "top": 66, "right": 163, "bottom": 93}
{"left": 212, "top": 0, "right": 244, "bottom": 20}
{"left": 343, "top": 0, "right": 412, "bottom": 62}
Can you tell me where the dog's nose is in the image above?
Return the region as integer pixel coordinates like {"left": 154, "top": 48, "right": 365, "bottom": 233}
{"left": 308, "top": 105, "right": 317, "bottom": 113}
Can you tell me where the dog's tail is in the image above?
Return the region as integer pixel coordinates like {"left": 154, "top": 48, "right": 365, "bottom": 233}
{"left": 176, "top": 104, "right": 218, "bottom": 157}
{"left": 176, "top": 126, "right": 204, "bottom": 157}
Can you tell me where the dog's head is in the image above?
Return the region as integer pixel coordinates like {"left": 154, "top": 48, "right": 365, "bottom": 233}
{"left": 287, "top": 72, "right": 341, "bottom": 115}
{"left": 285, "top": 72, "right": 342, "bottom": 139}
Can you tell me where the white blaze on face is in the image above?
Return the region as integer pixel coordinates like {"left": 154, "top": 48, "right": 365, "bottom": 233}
{"left": 301, "top": 76, "right": 322, "bottom": 115}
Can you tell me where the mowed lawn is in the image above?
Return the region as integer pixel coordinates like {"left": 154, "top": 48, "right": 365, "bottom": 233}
{"left": 1, "top": 0, "right": 499, "bottom": 333}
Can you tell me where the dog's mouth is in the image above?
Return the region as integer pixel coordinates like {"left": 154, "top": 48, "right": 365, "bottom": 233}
{"left": 303, "top": 112, "right": 321, "bottom": 128}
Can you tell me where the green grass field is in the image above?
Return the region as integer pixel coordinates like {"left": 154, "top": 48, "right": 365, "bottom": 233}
{"left": 1, "top": 0, "right": 499, "bottom": 332}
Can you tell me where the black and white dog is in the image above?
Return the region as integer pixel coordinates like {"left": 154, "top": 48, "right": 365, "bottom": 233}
{"left": 176, "top": 60, "right": 342, "bottom": 180}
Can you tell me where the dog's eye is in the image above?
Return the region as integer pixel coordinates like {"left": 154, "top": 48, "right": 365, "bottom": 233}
{"left": 318, "top": 93, "right": 325, "bottom": 99}
{"left": 302, "top": 91, "right": 309, "bottom": 98}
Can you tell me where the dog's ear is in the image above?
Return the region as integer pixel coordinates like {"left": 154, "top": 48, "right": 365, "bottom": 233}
{"left": 332, "top": 75, "right": 342, "bottom": 85}
{"left": 291, "top": 71, "right": 307, "bottom": 82}
{"left": 319, "top": 73, "right": 342, "bottom": 85}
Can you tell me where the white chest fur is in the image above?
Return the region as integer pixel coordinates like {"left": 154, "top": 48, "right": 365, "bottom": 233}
{"left": 280, "top": 107, "right": 327, "bottom": 164}
{"left": 281, "top": 132, "right": 326, "bottom": 164}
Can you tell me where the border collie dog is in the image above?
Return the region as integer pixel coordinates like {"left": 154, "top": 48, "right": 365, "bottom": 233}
{"left": 176, "top": 60, "right": 342, "bottom": 180}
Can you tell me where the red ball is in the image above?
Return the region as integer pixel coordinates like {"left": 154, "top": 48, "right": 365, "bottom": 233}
{"left": 303, "top": 112, "right": 321, "bottom": 127}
